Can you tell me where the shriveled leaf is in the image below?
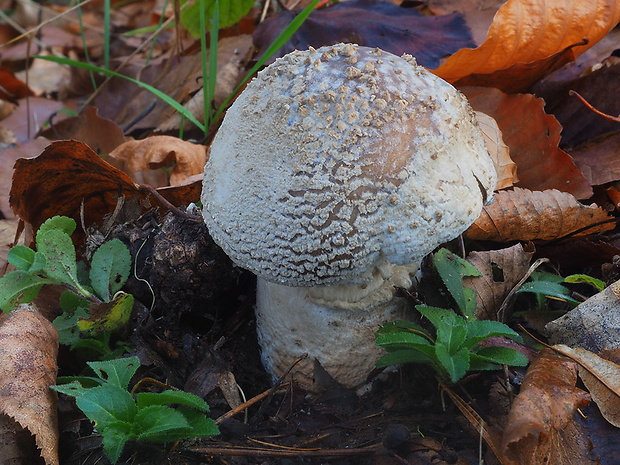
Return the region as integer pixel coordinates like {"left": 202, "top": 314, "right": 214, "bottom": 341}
{"left": 253, "top": 0, "right": 474, "bottom": 68}
{"left": 0, "top": 304, "right": 59, "bottom": 465}
{"left": 464, "top": 87, "right": 591, "bottom": 198}
{"left": 474, "top": 111, "right": 517, "bottom": 190}
{"left": 546, "top": 280, "right": 620, "bottom": 353}
{"left": 432, "top": 0, "right": 620, "bottom": 92}
{"left": 463, "top": 243, "right": 534, "bottom": 321}
{"left": 0, "top": 414, "right": 46, "bottom": 465}
{"left": 466, "top": 187, "right": 614, "bottom": 242}
{"left": 501, "top": 349, "right": 594, "bottom": 465}
{"left": 569, "top": 130, "right": 620, "bottom": 187}
{"left": 9, "top": 141, "right": 202, "bottom": 240}
{"left": 108, "top": 136, "right": 207, "bottom": 186}
{"left": 77, "top": 293, "right": 134, "bottom": 333}
{"left": 554, "top": 345, "right": 620, "bottom": 428}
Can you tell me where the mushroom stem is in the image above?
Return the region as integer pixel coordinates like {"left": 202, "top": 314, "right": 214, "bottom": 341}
{"left": 255, "top": 274, "right": 415, "bottom": 390}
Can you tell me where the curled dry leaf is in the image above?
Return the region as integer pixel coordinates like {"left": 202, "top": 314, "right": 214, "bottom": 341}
{"left": 553, "top": 345, "right": 620, "bottom": 428}
{"left": 0, "top": 304, "right": 59, "bottom": 465}
{"left": 9, "top": 140, "right": 202, "bottom": 240}
{"left": 432, "top": 0, "right": 620, "bottom": 92}
{"left": 501, "top": 349, "right": 594, "bottom": 465}
{"left": 463, "top": 243, "right": 534, "bottom": 321}
{"left": 474, "top": 111, "right": 517, "bottom": 190}
{"left": 546, "top": 280, "right": 620, "bottom": 353}
{"left": 109, "top": 135, "right": 206, "bottom": 186}
{"left": 464, "top": 87, "right": 591, "bottom": 199}
{"left": 465, "top": 187, "right": 614, "bottom": 242}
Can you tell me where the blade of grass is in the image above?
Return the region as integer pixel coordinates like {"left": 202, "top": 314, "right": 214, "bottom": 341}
{"left": 76, "top": 0, "right": 98, "bottom": 91}
{"left": 207, "top": 0, "right": 219, "bottom": 128}
{"left": 199, "top": 0, "right": 208, "bottom": 133}
{"left": 33, "top": 55, "right": 205, "bottom": 132}
{"left": 211, "top": 0, "right": 320, "bottom": 124}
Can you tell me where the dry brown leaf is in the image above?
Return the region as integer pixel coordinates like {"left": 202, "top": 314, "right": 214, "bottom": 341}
{"left": 109, "top": 135, "right": 206, "bottom": 186}
{"left": 432, "top": 0, "right": 620, "bottom": 91}
{"left": 501, "top": 349, "right": 594, "bottom": 465}
{"left": 474, "top": 111, "right": 517, "bottom": 190}
{"left": 466, "top": 187, "right": 614, "bottom": 241}
{"left": 464, "top": 87, "right": 591, "bottom": 199}
{"left": 0, "top": 304, "right": 59, "bottom": 465}
{"left": 463, "top": 243, "right": 534, "bottom": 321}
{"left": 546, "top": 280, "right": 620, "bottom": 353}
{"left": 0, "top": 413, "right": 46, "bottom": 464}
{"left": 554, "top": 345, "right": 620, "bottom": 428}
{"left": 569, "top": 130, "right": 620, "bottom": 187}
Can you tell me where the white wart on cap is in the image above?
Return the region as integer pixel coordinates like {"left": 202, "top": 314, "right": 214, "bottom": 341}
{"left": 202, "top": 43, "right": 497, "bottom": 389}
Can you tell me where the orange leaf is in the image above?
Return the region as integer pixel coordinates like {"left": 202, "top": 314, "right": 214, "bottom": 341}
{"left": 0, "top": 304, "right": 59, "bottom": 465}
{"left": 109, "top": 135, "right": 206, "bottom": 186}
{"left": 466, "top": 187, "right": 614, "bottom": 242}
{"left": 501, "top": 349, "right": 593, "bottom": 465}
{"left": 464, "top": 87, "right": 591, "bottom": 199}
{"left": 432, "top": 0, "right": 620, "bottom": 91}
{"left": 9, "top": 140, "right": 202, "bottom": 238}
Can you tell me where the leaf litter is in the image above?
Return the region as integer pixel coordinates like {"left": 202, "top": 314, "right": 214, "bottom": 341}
{"left": 1, "top": 0, "right": 620, "bottom": 463}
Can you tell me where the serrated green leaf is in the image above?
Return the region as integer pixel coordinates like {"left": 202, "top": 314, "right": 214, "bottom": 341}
{"left": 177, "top": 406, "right": 219, "bottom": 437}
{"left": 88, "top": 357, "right": 140, "bottom": 390}
{"left": 76, "top": 383, "right": 137, "bottom": 427}
{"left": 435, "top": 344, "right": 469, "bottom": 383}
{"left": 416, "top": 305, "right": 464, "bottom": 330}
{"left": 375, "top": 349, "right": 436, "bottom": 368}
{"left": 0, "top": 270, "right": 53, "bottom": 312}
{"left": 51, "top": 380, "right": 89, "bottom": 398}
{"left": 516, "top": 281, "right": 580, "bottom": 305}
{"left": 36, "top": 229, "right": 84, "bottom": 290}
{"left": 136, "top": 390, "right": 209, "bottom": 412}
{"left": 375, "top": 331, "right": 434, "bottom": 358}
{"left": 180, "top": 0, "right": 252, "bottom": 38}
{"left": 564, "top": 274, "right": 606, "bottom": 292}
{"left": 100, "top": 420, "right": 133, "bottom": 463}
{"left": 133, "top": 405, "right": 190, "bottom": 442}
{"left": 435, "top": 316, "right": 468, "bottom": 355}
{"left": 90, "top": 239, "right": 131, "bottom": 301}
{"left": 469, "top": 347, "right": 528, "bottom": 369}
{"left": 38, "top": 216, "right": 77, "bottom": 236}
{"left": 376, "top": 320, "right": 429, "bottom": 337}
{"left": 463, "top": 320, "right": 523, "bottom": 348}
{"left": 433, "top": 248, "right": 481, "bottom": 318}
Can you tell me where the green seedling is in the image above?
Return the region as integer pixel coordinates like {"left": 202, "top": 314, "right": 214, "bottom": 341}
{"left": 53, "top": 357, "right": 219, "bottom": 463}
{"left": 0, "top": 215, "right": 133, "bottom": 354}
{"left": 375, "top": 249, "right": 528, "bottom": 383}
{"left": 516, "top": 271, "right": 605, "bottom": 308}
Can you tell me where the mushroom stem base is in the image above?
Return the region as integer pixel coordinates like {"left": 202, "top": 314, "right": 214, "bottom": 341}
{"left": 256, "top": 278, "right": 414, "bottom": 390}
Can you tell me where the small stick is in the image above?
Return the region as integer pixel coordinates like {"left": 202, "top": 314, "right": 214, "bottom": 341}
{"left": 215, "top": 383, "right": 289, "bottom": 425}
{"left": 569, "top": 90, "right": 620, "bottom": 123}
{"left": 187, "top": 444, "right": 381, "bottom": 458}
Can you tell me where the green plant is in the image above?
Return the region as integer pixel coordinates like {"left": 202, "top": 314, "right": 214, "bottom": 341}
{"left": 0, "top": 215, "right": 133, "bottom": 354}
{"left": 516, "top": 271, "right": 605, "bottom": 308}
{"left": 52, "top": 357, "right": 219, "bottom": 463}
{"left": 375, "top": 249, "right": 528, "bottom": 383}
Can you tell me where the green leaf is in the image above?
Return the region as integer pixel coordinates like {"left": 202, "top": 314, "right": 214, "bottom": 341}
{"left": 7, "top": 245, "right": 46, "bottom": 272}
{"left": 376, "top": 349, "right": 436, "bottom": 368}
{"left": 516, "top": 281, "right": 580, "bottom": 305}
{"left": 177, "top": 406, "right": 219, "bottom": 437}
{"left": 76, "top": 383, "right": 138, "bottom": 426}
{"left": 133, "top": 405, "right": 190, "bottom": 442}
{"left": 180, "top": 0, "right": 253, "bottom": 38}
{"left": 435, "top": 344, "right": 469, "bottom": 383}
{"left": 463, "top": 320, "right": 523, "bottom": 348}
{"left": 87, "top": 357, "right": 140, "bottom": 390}
{"left": 54, "top": 305, "right": 90, "bottom": 347}
{"left": 90, "top": 239, "right": 131, "bottom": 301}
{"left": 433, "top": 248, "right": 481, "bottom": 318}
{"left": 136, "top": 390, "right": 209, "bottom": 412}
{"left": 564, "top": 274, "right": 606, "bottom": 292}
{"left": 469, "top": 347, "right": 528, "bottom": 370}
{"left": 435, "top": 316, "right": 468, "bottom": 355}
{"left": 78, "top": 293, "right": 134, "bottom": 334}
{"left": 51, "top": 380, "right": 89, "bottom": 398}
{"left": 416, "top": 305, "right": 464, "bottom": 330}
{"left": 375, "top": 331, "right": 435, "bottom": 359}
{"left": 38, "top": 216, "right": 77, "bottom": 236}
{"left": 376, "top": 320, "right": 429, "bottom": 337}
{"left": 100, "top": 420, "right": 133, "bottom": 463}
{"left": 0, "top": 270, "right": 53, "bottom": 312}
{"left": 36, "top": 228, "right": 85, "bottom": 292}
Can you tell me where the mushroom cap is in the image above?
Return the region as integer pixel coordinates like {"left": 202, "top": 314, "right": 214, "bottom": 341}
{"left": 202, "top": 43, "right": 496, "bottom": 287}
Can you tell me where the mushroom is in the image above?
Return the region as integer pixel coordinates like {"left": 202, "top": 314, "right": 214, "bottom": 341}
{"left": 201, "top": 43, "right": 497, "bottom": 390}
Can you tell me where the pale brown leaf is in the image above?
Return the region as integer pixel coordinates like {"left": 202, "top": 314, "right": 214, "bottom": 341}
{"left": 433, "top": 0, "right": 620, "bottom": 91}
{"left": 466, "top": 187, "right": 614, "bottom": 241}
{"left": 554, "top": 345, "right": 620, "bottom": 428}
{"left": 0, "top": 304, "right": 59, "bottom": 465}
{"left": 501, "top": 349, "right": 594, "bottom": 465}
{"left": 109, "top": 135, "right": 206, "bottom": 186}
{"left": 474, "top": 111, "right": 517, "bottom": 190}
{"left": 463, "top": 243, "right": 534, "bottom": 321}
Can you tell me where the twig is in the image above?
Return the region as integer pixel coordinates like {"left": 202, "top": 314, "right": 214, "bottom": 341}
{"left": 138, "top": 184, "right": 202, "bottom": 221}
{"left": 497, "top": 257, "right": 550, "bottom": 322}
{"left": 187, "top": 444, "right": 382, "bottom": 458}
{"left": 215, "top": 383, "right": 289, "bottom": 425}
{"left": 569, "top": 90, "right": 620, "bottom": 123}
